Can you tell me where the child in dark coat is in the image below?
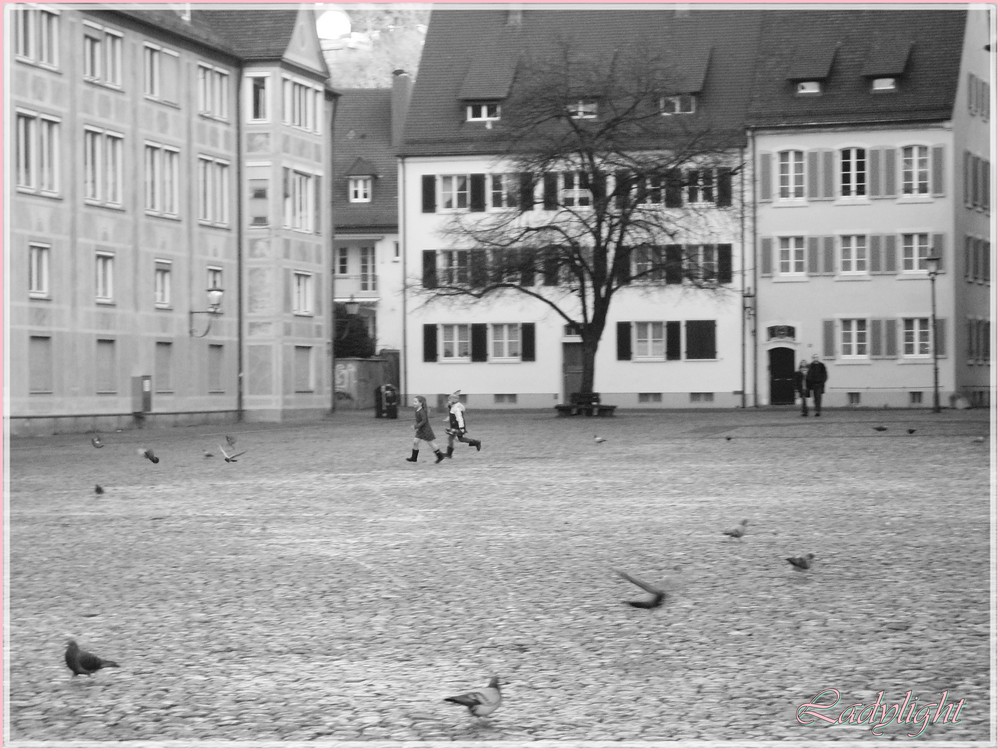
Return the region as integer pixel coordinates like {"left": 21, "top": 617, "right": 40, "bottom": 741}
{"left": 406, "top": 395, "right": 445, "bottom": 463}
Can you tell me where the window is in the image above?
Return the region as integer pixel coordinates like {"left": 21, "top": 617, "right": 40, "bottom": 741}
{"left": 96, "top": 252, "right": 114, "bottom": 302}
{"left": 633, "top": 245, "right": 666, "bottom": 282}
{"left": 491, "top": 324, "right": 521, "bottom": 359}
{"left": 901, "top": 146, "right": 930, "bottom": 196}
{"left": 566, "top": 99, "right": 597, "bottom": 119}
{"left": 85, "top": 128, "right": 123, "bottom": 206}
{"left": 467, "top": 102, "right": 500, "bottom": 121}
{"left": 145, "top": 143, "right": 179, "bottom": 216}
{"left": 96, "top": 339, "right": 116, "bottom": 393}
{"left": 442, "top": 250, "right": 470, "bottom": 285}
{"left": 871, "top": 77, "right": 897, "bottom": 92}
{"left": 839, "top": 235, "right": 868, "bottom": 274}
{"left": 293, "top": 272, "right": 313, "bottom": 315}
{"left": 294, "top": 346, "right": 313, "bottom": 392}
{"left": 15, "top": 7, "right": 59, "bottom": 67}
{"left": 901, "top": 233, "right": 931, "bottom": 272}
{"left": 841, "top": 319, "right": 868, "bottom": 357}
{"left": 349, "top": 177, "right": 372, "bottom": 203}
{"left": 660, "top": 94, "right": 696, "bottom": 114}
{"left": 199, "top": 157, "right": 230, "bottom": 224}
{"left": 29, "top": 336, "right": 54, "bottom": 393}
{"left": 440, "top": 175, "right": 469, "bottom": 210}
{"left": 337, "top": 247, "right": 349, "bottom": 275}
{"left": 778, "top": 236, "right": 805, "bottom": 275}
{"left": 198, "top": 64, "right": 229, "bottom": 119}
{"left": 282, "top": 77, "right": 322, "bottom": 132}
{"left": 155, "top": 342, "right": 173, "bottom": 392}
{"left": 248, "top": 175, "right": 268, "bottom": 226}
{"left": 154, "top": 260, "right": 172, "bottom": 308}
{"left": 687, "top": 244, "right": 718, "bottom": 283}
{"left": 29, "top": 243, "right": 50, "bottom": 298}
{"left": 208, "top": 344, "right": 224, "bottom": 392}
{"left": 840, "top": 148, "right": 867, "bottom": 198}
{"left": 248, "top": 74, "right": 269, "bottom": 121}
{"left": 83, "top": 23, "right": 122, "bottom": 86}
{"left": 635, "top": 322, "right": 665, "bottom": 359}
{"left": 360, "top": 246, "right": 376, "bottom": 291}
{"left": 686, "top": 169, "right": 714, "bottom": 204}
{"left": 442, "top": 324, "right": 471, "bottom": 359}
{"left": 778, "top": 150, "right": 805, "bottom": 199}
{"left": 282, "top": 168, "right": 317, "bottom": 232}
{"left": 561, "top": 171, "right": 592, "bottom": 207}
{"left": 143, "top": 44, "right": 179, "bottom": 104}
{"left": 490, "top": 174, "right": 519, "bottom": 209}
{"left": 796, "top": 81, "right": 821, "bottom": 95}
{"left": 16, "top": 112, "right": 60, "bottom": 194}
{"left": 903, "top": 318, "right": 931, "bottom": 357}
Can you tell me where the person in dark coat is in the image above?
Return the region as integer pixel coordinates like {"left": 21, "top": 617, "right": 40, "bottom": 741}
{"left": 406, "top": 395, "right": 445, "bottom": 463}
{"left": 792, "top": 360, "right": 810, "bottom": 416}
{"left": 444, "top": 390, "right": 482, "bottom": 457}
{"left": 805, "top": 354, "right": 829, "bottom": 416}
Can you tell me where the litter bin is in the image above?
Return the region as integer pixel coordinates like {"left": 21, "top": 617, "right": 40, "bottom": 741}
{"left": 375, "top": 384, "right": 399, "bottom": 419}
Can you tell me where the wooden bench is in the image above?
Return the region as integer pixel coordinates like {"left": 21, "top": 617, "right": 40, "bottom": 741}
{"left": 555, "top": 392, "right": 617, "bottom": 417}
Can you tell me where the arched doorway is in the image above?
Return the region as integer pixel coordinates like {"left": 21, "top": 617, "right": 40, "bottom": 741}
{"left": 769, "top": 347, "right": 796, "bottom": 405}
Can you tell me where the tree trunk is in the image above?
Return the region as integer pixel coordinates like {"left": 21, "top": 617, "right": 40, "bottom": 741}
{"left": 580, "top": 338, "right": 598, "bottom": 394}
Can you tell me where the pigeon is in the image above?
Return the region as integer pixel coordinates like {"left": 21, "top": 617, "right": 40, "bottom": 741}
{"left": 90, "top": 436, "right": 104, "bottom": 448}
{"left": 786, "top": 553, "right": 815, "bottom": 571}
{"left": 219, "top": 444, "right": 246, "bottom": 463}
{"left": 873, "top": 425, "right": 888, "bottom": 432}
{"left": 614, "top": 569, "right": 666, "bottom": 609}
{"left": 202, "top": 450, "right": 214, "bottom": 458}
{"left": 225, "top": 434, "right": 237, "bottom": 448}
{"left": 725, "top": 436, "right": 733, "bottom": 441}
{"left": 444, "top": 677, "right": 502, "bottom": 718}
{"left": 94, "top": 484, "right": 104, "bottom": 495}
{"left": 594, "top": 434, "right": 607, "bottom": 443}
{"left": 972, "top": 436, "right": 986, "bottom": 444}
{"left": 138, "top": 448, "right": 159, "bottom": 463}
{"left": 723, "top": 519, "right": 749, "bottom": 540}
{"left": 64, "top": 639, "right": 120, "bottom": 677}
{"left": 907, "top": 428, "right": 917, "bottom": 434}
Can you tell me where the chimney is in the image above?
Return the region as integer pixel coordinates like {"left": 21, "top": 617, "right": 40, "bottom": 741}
{"left": 391, "top": 69, "right": 413, "bottom": 148}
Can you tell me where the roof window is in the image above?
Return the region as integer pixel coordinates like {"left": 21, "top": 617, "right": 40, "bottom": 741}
{"left": 871, "top": 77, "right": 897, "bottom": 92}
{"left": 796, "top": 81, "right": 822, "bottom": 95}
{"left": 566, "top": 99, "right": 597, "bottom": 119}
{"left": 467, "top": 102, "right": 500, "bottom": 122}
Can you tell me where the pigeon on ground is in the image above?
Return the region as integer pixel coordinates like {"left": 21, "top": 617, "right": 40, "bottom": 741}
{"left": 786, "top": 553, "right": 815, "bottom": 571}
{"left": 219, "top": 444, "right": 246, "bottom": 463}
{"left": 972, "top": 436, "right": 986, "bottom": 443}
{"left": 94, "top": 484, "right": 104, "bottom": 495}
{"left": 90, "top": 436, "right": 104, "bottom": 448}
{"left": 594, "top": 434, "right": 607, "bottom": 443}
{"left": 444, "top": 677, "right": 502, "bottom": 717}
{"left": 138, "top": 448, "right": 159, "bottom": 463}
{"left": 202, "top": 450, "right": 214, "bottom": 458}
{"left": 725, "top": 436, "right": 733, "bottom": 441}
{"left": 907, "top": 428, "right": 917, "bottom": 434}
{"left": 614, "top": 569, "right": 666, "bottom": 609}
{"left": 873, "top": 425, "right": 888, "bottom": 432}
{"left": 723, "top": 519, "right": 749, "bottom": 540}
{"left": 64, "top": 639, "right": 120, "bottom": 677}
{"left": 225, "top": 434, "right": 237, "bottom": 448}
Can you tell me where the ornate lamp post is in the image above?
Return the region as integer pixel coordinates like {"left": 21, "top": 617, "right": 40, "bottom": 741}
{"left": 189, "top": 286, "right": 224, "bottom": 337}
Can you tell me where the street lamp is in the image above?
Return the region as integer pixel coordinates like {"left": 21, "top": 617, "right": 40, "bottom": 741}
{"left": 925, "top": 251, "right": 941, "bottom": 413}
{"left": 189, "top": 286, "right": 224, "bottom": 337}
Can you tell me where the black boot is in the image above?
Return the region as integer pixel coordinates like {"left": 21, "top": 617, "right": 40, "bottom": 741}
{"left": 434, "top": 450, "right": 446, "bottom": 464}
{"left": 446, "top": 446, "right": 454, "bottom": 458}
{"left": 473, "top": 440, "right": 482, "bottom": 451}
{"left": 406, "top": 450, "right": 418, "bottom": 462}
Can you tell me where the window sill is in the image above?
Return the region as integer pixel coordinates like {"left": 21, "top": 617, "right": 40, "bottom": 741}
{"left": 154, "top": 304, "right": 172, "bottom": 310}
{"left": 896, "top": 272, "right": 943, "bottom": 280}
{"left": 774, "top": 275, "right": 809, "bottom": 282}
{"left": 773, "top": 199, "right": 808, "bottom": 207}
{"left": 96, "top": 300, "right": 115, "bottom": 306}
{"left": 146, "top": 211, "right": 182, "bottom": 221}
{"left": 897, "top": 195, "right": 934, "bottom": 203}
{"left": 85, "top": 79, "right": 123, "bottom": 92}
{"left": 86, "top": 200, "right": 126, "bottom": 211}
{"left": 15, "top": 58, "right": 60, "bottom": 73}
{"left": 838, "top": 358, "right": 871, "bottom": 364}
{"left": 29, "top": 293, "right": 51, "bottom": 301}
{"left": 835, "top": 275, "right": 872, "bottom": 281}
{"left": 293, "top": 312, "right": 314, "bottom": 318}
{"left": 833, "top": 196, "right": 870, "bottom": 205}
{"left": 198, "top": 220, "right": 231, "bottom": 229}
{"left": 898, "top": 357, "right": 932, "bottom": 363}
{"left": 19, "top": 187, "right": 62, "bottom": 199}
{"left": 143, "top": 96, "right": 180, "bottom": 109}
{"left": 441, "top": 358, "right": 472, "bottom": 363}
{"left": 198, "top": 113, "right": 230, "bottom": 124}
{"left": 489, "top": 358, "right": 522, "bottom": 363}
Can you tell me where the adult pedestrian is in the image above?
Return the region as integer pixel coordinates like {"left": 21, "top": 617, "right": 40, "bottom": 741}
{"left": 805, "top": 354, "right": 828, "bottom": 416}
{"left": 793, "top": 360, "right": 810, "bottom": 416}
{"left": 406, "top": 395, "right": 446, "bottom": 463}
{"left": 444, "top": 390, "right": 482, "bottom": 457}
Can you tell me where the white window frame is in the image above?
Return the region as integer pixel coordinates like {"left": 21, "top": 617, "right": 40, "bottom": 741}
{"left": 490, "top": 323, "right": 521, "bottom": 360}
{"left": 467, "top": 102, "right": 500, "bottom": 122}
{"left": 360, "top": 246, "right": 376, "bottom": 291}
{"left": 154, "top": 260, "right": 172, "bottom": 308}
{"left": 143, "top": 43, "right": 179, "bottom": 103}
{"left": 839, "top": 235, "right": 868, "bottom": 275}
{"left": 16, "top": 110, "right": 60, "bottom": 195}
{"left": 689, "top": 244, "right": 718, "bottom": 283}
{"left": 566, "top": 99, "right": 597, "bottom": 119}
{"left": 337, "top": 247, "right": 349, "bottom": 275}
{"left": 561, "top": 171, "right": 592, "bottom": 207}
{"left": 15, "top": 7, "right": 59, "bottom": 68}
{"left": 489, "top": 173, "right": 518, "bottom": 209}
{"left": 83, "top": 22, "right": 122, "bottom": 87}
{"left": 778, "top": 236, "right": 806, "bottom": 275}
{"left": 903, "top": 317, "right": 931, "bottom": 357}
{"left": 247, "top": 73, "right": 270, "bottom": 122}
{"left": 778, "top": 150, "right": 805, "bottom": 200}
{"left": 442, "top": 250, "right": 470, "bottom": 285}
{"left": 634, "top": 321, "right": 666, "bottom": 360}
{"left": 199, "top": 156, "right": 231, "bottom": 226}
{"left": 96, "top": 252, "right": 114, "bottom": 303}
{"left": 145, "top": 142, "right": 180, "bottom": 216}
{"left": 871, "top": 77, "right": 897, "bottom": 92}
{"left": 901, "top": 232, "right": 931, "bottom": 273}
{"left": 686, "top": 168, "right": 715, "bottom": 204}
{"left": 282, "top": 167, "right": 317, "bottom": 232}
{"left": 840, "top": 147, "right": 867, "bottom": 198}
{"left": 85, "top": 128, "right": 123, "bottom": 206}
{"left": 660, "top": 94, "right": 696, "bottom": 115}
{"left": 198, "top": 63, "right": 230, "bottom": 120}
{"left": 293, "top": 271, "right": 314, "bottom": 315}
{"left": 29, "top": 243, "right": 51, "bottom": 298}
{"left": 282, "top": 75, "right": 323, "bottom": 133}
{"left": 901, "top": 145, "right": 930, "bottom": 196}
{"left": 441, "top": 324, "right": 471, "bottom": 360}
{"left": 440, "top": 175, "right": 469, "bottom": 211}
{"left": 349, "top": 176, "right": 372, "bottom": 203}
{"left": 840, "top": 318, "right": 868, "bottom": 358}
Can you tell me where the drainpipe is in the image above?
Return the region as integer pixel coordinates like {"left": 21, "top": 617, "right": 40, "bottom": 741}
{"left": 399, "top": 155, "right": 408, "bottom": 403}
{"left": 329, "top": 91, "right": 339, "bottom": 414}
{"left": 236, "top": 69, "right": 245, "bottom": 422}
{"left": 748, "top": 128, "right": 759, "bottom": 408}
{"left": 739, "top": 144, "right": 747, "bottom": 409}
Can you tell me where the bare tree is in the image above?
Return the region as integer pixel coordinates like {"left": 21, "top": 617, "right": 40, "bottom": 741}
{"left": 417, "top": 41, "right": 741, "bottom": 394}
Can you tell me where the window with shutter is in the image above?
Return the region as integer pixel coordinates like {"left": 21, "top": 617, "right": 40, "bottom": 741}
{"left": 421, "top": 175, "right": 436, "bottom": 213}
{"left": 422, "top": 250, "right": 437, "bottom": 288}
{"left": 666, "top": 321, "right": 681, "bottom": 360}
{"left": 521, "top": 323, "right": 535, "bottom": 361}
{"left": 423, "top": 324, "right": 438, "bottom": 362}
{"left": 616, "top": 322, "right": 631, "bottom": 361}
{"left": 684, "top": 320, "right": 716, "bottom": 360}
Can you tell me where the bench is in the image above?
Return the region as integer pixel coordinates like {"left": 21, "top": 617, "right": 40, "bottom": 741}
{"left": 555, "top": 392, "right": 617, "bottom": 417}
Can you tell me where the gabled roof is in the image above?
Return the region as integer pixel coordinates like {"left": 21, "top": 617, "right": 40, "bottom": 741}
{"left": 194, "top": 8, "right": 301, "bottom": 61}
{"left": 748, "top": 9, "right": 965, "bottom": 128}
{"left": 333, "top": 89, "right": 399, "bottom": 232}
{"left": 102, "top": 8, "right": 239, "bottom": 57}
{"left": 786, "top": 42, "right": 839, "bottom": 82}
{"left": 401, "top": 8, "right": 765, "bottom": 156}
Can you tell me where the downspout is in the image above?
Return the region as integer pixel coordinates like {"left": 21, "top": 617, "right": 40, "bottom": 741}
{"left": 399, "top": 155, "right": 408, "bottom": 402}
{"left": 330, "top": 90, "right": 339, "bottom": 414}
{"left": 236, "top": 68, "right": 245, "bottom": 422}
{"left": 739, "top": 144, "right": 747, "bottom": 409}
{"left": 748, "top": 128, "right": 759, "bottom": 408}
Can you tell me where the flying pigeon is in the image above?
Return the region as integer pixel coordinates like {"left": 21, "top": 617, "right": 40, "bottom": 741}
{"left": 873, "top": 426, "right": 888, "bottom": 432}
{"left": 138, "top": 448, "right": 159, "bottom": 464}
{"left": 786, "top": 554, "right": 815, "bottom": 571}
{"left": 614, "top": 569, "right": 666, "bottom": 609}
{"left": 219, "top": 444, "right": 246, "bottom": 463}
{"left": 90, "top": 436, "right": 104, "bottom": 448}
{"left": 64, "top": 639, "right": 120, "bottom": 677}
{"left": 594, "top": 434, "right": 607, "bottom": 443}
{"left": 94, "top": 484, "right": 104, "bottom": 495}
{"left": 444, "top": 676, "right": 502, "bottom": 717}
{"left": 907, "top": 428, "right": 917, "bottom": 434}
{"left": 723, "top": 519, "right": 749, "bottom": 540}
{"left": 225, "top": 434, "right": 237, "bottom": 448}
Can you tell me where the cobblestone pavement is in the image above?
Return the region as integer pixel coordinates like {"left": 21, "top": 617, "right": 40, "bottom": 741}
{"left": 5, "top": 408, "right": 995, "bottom": 746}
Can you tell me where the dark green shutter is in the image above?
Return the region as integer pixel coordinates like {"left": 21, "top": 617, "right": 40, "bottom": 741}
{"left": 470, "top": 249, "right": 488, "bottom": 287}
{"left": 761, "top": 237, "right": 773, "bottom": 277}
{"left": 716, "top": 168, "right": 732, "bottom": 207}
{"left": 665, "top": 168, "right": 683, "bottom": 207}
{"left": 932, "top": 234, "right": 946, "bottom": 270}
{"left": 717, "top": 244, "right": 732, "bottom": 284}
{"left": 807, "top": 237, "right": 820, "bottom": 275}
{"left": 519, "top": 248, "right": 535, "bottom": 286}
{"left": 807, "top": 151, "right": 819, "bottom": 199}
{"left": 665, "top": 244, "right": 683, "bottom": 284}
{"left": 666, "top": 321, "right": 681, "bottom": 360}
{"left": 521, "top": 323, "right": 535, "bottom": 361}
{"left": 884, "top": 148, "right": 896, "bottom": 196}
{"left": 543, "top": 173, "right": 558, "bottom": 210}
{"left": 422, "top": 250, "right": 437, "bottom": 288}
{"left": 616, "top": 322, "right": 631, "bottom": 360}
{"left": 758, "top": 153, "right": 772, "bottom": 201}
{"left": 685, "top": 320, "right": 716, "bottom": 360}
{"left": 823, "top": 319, "right": 835, "bottom": 358}
{"left": 421, "top": 175, "right": 436, "bottom": 213}
{"left": 471, "top": 324, "right": 488, "bottom": 362}
{"left": 519, "top": 173, "right": 534, "bottom": 210}
{"left": 821, "top": 236, "right": 835, "bottom": 275}
{"left": 470, "top": 174, "right": 486, "bottom": 212}
{"left": 935, "top": 318, "right": 947, "bottom": 356}
{"left": 616, "top": 247, "right": 632, "bottom": 286}
{"left": 423, "top": 324, "right": 438, "bottom": 362}
{"left": 884, "top": 319, "right": 898, "bottom": 358}
{"left": 932, "top": 145, "right": 945, "bottom": 196}
{"left": 882, "top": 235, "right": 896, "bottom": 273}
{"left": 543, "top": 249, "right": 560, "bottom": 286}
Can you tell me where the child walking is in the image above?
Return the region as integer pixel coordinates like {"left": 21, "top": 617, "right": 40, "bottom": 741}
{"left": 406, "top": 395, "right": 446, "bottom": 463}
{"left": 445, "top": 390, "right": 482, "bottom": 457}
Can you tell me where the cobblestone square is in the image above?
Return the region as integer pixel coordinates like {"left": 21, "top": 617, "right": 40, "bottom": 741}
{"left": 5, "top": 408, "right": 994, "bottom": 745}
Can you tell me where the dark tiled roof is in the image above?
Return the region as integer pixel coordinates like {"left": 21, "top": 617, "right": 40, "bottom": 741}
{"left": 194, "top": 8, "right": 301, "bottom": 61}
{"left": 787, "top": 42, "right": 838, "bottom": 82}
{"left": 401, "top": 8, "right": 766, "bottom": 156}
{"left": 748, "top": 9, "right": 965, "bottom": 128}
{"left": 333, "top": 89, "right": 399, "bottom": 232}
{"left": 101, "top": 8, "right": 238, "bottom": 57}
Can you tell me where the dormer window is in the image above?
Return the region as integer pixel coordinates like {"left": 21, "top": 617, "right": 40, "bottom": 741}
{"left": 871, "top": 77, "right": 897, "bottom": 92}
{"left": 796, "top": 81, "right": 822, "bottom": 95}
{"left": 348, "top": 176, "right": 372, "bottom": 203}
{"left": 566, "top": 99, "right": 597, "bottom": 119}
{"left": 467, "top": 102, "right": 500, "bottom": 122}
{"left": 660, "top": 94, "right": 697, "bottom": 115}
